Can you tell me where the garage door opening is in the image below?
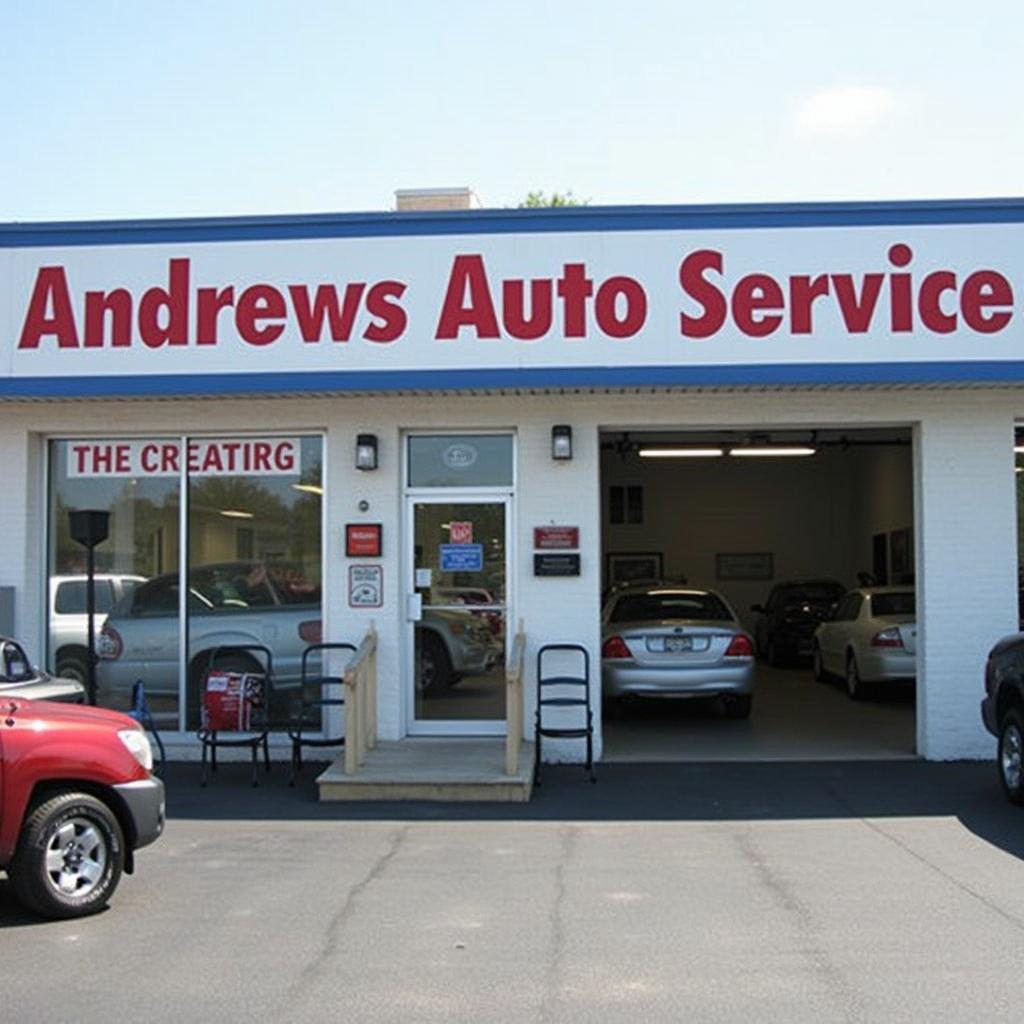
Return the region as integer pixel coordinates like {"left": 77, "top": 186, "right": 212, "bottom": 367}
{"left": 599, "top": 427, "right": 916, "bottom": 761}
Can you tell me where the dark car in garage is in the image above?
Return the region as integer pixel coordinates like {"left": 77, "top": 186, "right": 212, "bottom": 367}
{"left": 751, "top": 578, "right": 846, "bottom": 665}
{"left": 981, "top": 632, "right": 1024, "bottom": 805}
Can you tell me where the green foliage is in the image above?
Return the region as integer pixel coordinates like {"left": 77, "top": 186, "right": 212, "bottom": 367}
{"left": 519, "top": 190, "right": 588, "bottom": 208}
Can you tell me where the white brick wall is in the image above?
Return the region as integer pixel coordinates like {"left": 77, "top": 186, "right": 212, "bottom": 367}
{"left": 1, "top": 385, "right": 1020, "bottom": 761}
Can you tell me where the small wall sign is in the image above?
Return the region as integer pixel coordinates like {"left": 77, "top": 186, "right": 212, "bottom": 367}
{"left": 346, "top": 523, "right": 382, "bottom": 557}
{"left": 534, "top": 553, "right": 581, "bottom": 577}
{"left": 534, "top": 526, "right": 579, "bottom": 550}
{"left": 449, "top": 521, "right": 474, "bottom": 545}
{"left": 349, "top": 564, "right": 383, "bottom": 608}
{"left": 440, "top": 543, "right": 484, "bottom": 572}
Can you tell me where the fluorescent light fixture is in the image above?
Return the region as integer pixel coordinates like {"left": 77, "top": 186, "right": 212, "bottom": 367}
{"left": 730, "top": 446, "right": 816, "bottom": 457}
{"left": 219, "top": 509, "right": 254, "bottom": 519}
{"left": 1017, "top": 467, "right": 1023, "bottom": 474}
{"left": 1015, "top": 445, "right": 1024, "bottom": 453}
{"left": 292, "top": 483, "right": 324, "bottom": 496}
{"left": 638, "top": 447, "right": 724, "bottom": 458}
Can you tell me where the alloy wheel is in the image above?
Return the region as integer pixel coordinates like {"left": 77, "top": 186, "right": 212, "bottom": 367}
{"left": 44, "top": 817, "right": 108, "bottom": 899}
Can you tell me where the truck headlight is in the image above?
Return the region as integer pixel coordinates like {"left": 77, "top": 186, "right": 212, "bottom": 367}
{"left": 118, "top": 728, "right": 154, "bottom": 772}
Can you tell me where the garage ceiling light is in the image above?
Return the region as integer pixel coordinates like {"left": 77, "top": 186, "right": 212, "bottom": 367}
{"left": 730, "top": 446, "right": 817, "bottom": 457}
{"left": 638, "top": 447, "right": 724, "bottom": 458}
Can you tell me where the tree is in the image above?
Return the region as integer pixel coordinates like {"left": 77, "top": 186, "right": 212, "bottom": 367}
{"left": 519, "top": 190, "right": 588, "bottom": 208}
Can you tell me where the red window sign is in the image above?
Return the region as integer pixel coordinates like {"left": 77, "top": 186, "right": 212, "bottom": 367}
{"left": 346, "top": 523, "right": 382, "bottom": 557}
{"left": 449, "top": 521, "right": 473, "bottom": 545}
{"left": 534, "top": 526, "right": 579, "bottom": 550}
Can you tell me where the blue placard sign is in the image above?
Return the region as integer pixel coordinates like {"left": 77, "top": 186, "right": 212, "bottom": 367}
{"left": 440, "top": 544, "right": 483, "bottom": 572}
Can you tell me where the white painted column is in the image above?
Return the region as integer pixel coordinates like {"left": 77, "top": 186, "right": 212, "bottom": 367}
{"left": 914, "top": 408, "right": 1018, "bottom": 759}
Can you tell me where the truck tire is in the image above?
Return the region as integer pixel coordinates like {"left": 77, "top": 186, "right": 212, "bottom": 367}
{"left": 998, "top": 708, "right": 1024, "bottom": 805}
{"left": 11, "top": 791, "right": 125, "bottom": 919}
{"left": 56, "top": 649, "right": 89, "bottom": 686}
{"left": 418, "top": 633, "right": 452, "bottom": 692}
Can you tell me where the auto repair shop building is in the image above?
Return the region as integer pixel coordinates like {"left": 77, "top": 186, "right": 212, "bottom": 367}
{"left": 0, "top": 193, "right": 1020, "bottom": 765}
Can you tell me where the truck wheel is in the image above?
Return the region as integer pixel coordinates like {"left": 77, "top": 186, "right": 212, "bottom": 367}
{"left": 723, "top": 695, "right": 753, "bottom": 719}
{"left": 56, "top": 651, "right": 89, "bottom": 686}
{"left": 998, "top": 708, "right": 1024, "bottom": 805}
{"left": 11, "top": 792, "right": 124, "bottom": 919}
{"left": 418, "top": 634, "right": 452, "bottom": 692}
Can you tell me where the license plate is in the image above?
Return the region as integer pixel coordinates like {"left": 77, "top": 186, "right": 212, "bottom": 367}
{"left": 664, "top": 636, "right": 693, "bottom": 652}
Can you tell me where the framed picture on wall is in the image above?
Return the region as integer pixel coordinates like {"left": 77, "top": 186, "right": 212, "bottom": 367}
{"left": 715, "top": 552, "right": 774, "bottom": 581}
{"left": 606, "top": 551, "right": 663, "bottom": 585}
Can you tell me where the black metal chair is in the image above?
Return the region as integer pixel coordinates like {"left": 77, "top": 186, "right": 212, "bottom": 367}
{"left": 287, "top": 642, "right": 355, "bottom": 786}
{"left": 534, "top": 643, "right": 595, "bottom": 786}
{"left": 197, "top": 644, "right": 274, "bottom": 787}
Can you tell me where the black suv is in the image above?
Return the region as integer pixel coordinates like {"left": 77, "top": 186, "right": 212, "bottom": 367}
{"left": 752, "top": 579, "right": 846, "bottom": 666}
{"left": 981, "top": 633, "right": 1024, "bottom": 804}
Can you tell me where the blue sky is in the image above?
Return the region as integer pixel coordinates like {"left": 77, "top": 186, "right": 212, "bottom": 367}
{"left": 2, "top": 1, "right": 1022, "bottom": 220}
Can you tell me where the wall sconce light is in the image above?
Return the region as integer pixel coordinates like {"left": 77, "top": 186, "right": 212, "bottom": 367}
{"left": 355, "top": 433, "right": 378, "bottom": 471}
{"left": 551, "top": 425, "right": 573, "bottom": 461}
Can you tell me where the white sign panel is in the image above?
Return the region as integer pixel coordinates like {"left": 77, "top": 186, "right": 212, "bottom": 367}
{"left": 3, "top": 208, "right": 1024, "bottom": 393}
{"left": 349, "top": 565, "right": 383, "bottom": 609}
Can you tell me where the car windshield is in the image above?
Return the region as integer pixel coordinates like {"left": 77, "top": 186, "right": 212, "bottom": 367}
{"left": 610, "top": 591, "right": 732, "bottom": 623}
{"left": 871, "top": 592, "right": 915, "bottom": 616}
{"left": 776, "top": 583, "right": 843, "bottom": 604}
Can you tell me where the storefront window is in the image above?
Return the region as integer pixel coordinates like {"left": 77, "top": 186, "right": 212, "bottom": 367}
{"left": 48, "top": 435, "right": 323, "bottom": 732}
{"left": 48, "top": 439, "right": 181, "bottom": 726}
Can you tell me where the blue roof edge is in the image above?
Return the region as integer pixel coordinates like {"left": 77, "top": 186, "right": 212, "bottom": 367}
{"left": 4, "top": 197, "right": 1024, "bottom": 247}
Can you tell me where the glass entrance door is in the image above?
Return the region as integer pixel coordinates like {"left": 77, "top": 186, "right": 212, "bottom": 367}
{"left": 408, "top": 498, "right": 509, "bottom": 732}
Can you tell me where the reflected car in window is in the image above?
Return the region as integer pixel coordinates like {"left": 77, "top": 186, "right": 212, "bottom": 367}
{"left": 812, "top": 587, "right": 917, "bottom": 699}
{"left": 48, "top": 574, "right": 146, "bottom": 686}
{"left": 601, "top": 584, "right": 755, "bottom": 718}
{"left": 95, "top": 561, "right": 321, "bottom": 728}
{"left": 0, "top": 637, "right": 85, "bottom": 703}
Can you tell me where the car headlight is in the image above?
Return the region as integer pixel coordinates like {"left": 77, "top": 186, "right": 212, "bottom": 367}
{"left": 118, "top": 728, "right": 154, "bottom": 772}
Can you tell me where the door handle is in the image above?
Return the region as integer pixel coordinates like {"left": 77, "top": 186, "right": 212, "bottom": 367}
{"left": 406, "top": 593, "right": 423, "bottom": 622}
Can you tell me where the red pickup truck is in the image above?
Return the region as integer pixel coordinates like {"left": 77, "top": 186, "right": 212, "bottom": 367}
{"left": 1, "top": 697, "right": 165, "bottom": 918}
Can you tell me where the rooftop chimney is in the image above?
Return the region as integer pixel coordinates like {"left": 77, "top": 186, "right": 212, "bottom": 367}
{"left": 395, "top": 187, "right": 480, "bottom": 212}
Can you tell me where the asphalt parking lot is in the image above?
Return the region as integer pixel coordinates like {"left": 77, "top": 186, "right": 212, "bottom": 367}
{"left": 3, "top": 758, "right": 1023, "bottom": 1024}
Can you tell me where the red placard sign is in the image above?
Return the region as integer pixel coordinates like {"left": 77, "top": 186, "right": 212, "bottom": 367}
{"left": 346, "top": 523, "right": 382, "bottom": 557}
{"left": 449, "top": 521, "right": 474, "bottom": 545}
{"left": 534, "top": 526, "right": 579, "bottom": 550}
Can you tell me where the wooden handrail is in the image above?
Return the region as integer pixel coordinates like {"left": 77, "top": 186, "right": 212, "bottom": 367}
{"left": 342, "top": 622, "right": 378, "bottom": 774}
{"left": 505, "top": 619, "right": 526, "bottom": 775}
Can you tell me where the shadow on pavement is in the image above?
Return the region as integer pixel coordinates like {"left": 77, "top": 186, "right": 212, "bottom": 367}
{"left": 161, "top": 758, "right": 1024, "bottom": 863}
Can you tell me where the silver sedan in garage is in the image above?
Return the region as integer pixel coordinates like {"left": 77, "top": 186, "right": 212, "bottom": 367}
{"left": 601, "top": 584, "right": 755, "bottom": 718}
{"left": 812, "top": 587, "right": 917, "bottom": 699}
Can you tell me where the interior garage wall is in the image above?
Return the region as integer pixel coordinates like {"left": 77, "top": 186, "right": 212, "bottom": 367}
{"left": 601, "top": 443, "right": 912, "bottom": 631}
{"left": 846, "top": 444, "right": 915, "bottom": 584}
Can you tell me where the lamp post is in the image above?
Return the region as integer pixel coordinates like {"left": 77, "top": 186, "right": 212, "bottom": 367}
{"left": 68, "top": 510, "right": 110, "bottom": 706}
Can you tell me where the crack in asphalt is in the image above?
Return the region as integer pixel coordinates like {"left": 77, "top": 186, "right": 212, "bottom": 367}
{"left": 537, "top": 824, "right": 575, "bottom": 1024}
{"left": 733, "top": 828, "right": 863, "bottom": 1023}
{"left": 820, "top": 777, "right": 1024, "bottom": 936}
{"left": 287, "top": 825, "right": 408, "bottom": 999}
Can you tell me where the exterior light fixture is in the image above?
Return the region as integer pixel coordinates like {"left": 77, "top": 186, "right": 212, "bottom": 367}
{"left": 638, "top": 447, "right": 724, "bottom": 458}
{"left": 356, "top": 433, "right": 378, "bottom": 471}
{"left": 729, "top": 446, "right": 816, "bottom": 457}
{"left": 552, "top": 425, "right": 573, "bottom": 461}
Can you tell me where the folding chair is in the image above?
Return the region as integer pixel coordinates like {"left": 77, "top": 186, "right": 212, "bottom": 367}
{"left": 197, "top": 644, "right": 274, "bottom": 787}
{"left": 534, "top": 643, "right": 596, "bottom": 786}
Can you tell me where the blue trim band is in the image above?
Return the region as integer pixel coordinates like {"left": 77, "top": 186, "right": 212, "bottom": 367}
{"left": 3, "top": 361, "right": 1024, "bottom": 398}
{"left": 3, "top": 198, "right": 1024, "bottom": 247}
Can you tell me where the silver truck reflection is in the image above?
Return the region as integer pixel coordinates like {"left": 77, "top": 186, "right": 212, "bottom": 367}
{"left": 95, "top": 561, "right": 494, "bottom": 727}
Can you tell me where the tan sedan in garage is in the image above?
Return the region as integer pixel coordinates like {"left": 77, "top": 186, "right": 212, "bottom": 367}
{"left": 812, "top": 587, "right": 917, "bottom": 699}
